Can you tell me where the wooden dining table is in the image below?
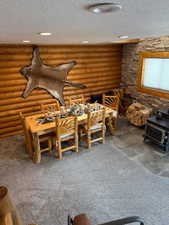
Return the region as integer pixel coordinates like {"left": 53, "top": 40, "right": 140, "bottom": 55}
{"left": 24, "top": 103, "right": 115, "bottom": 162}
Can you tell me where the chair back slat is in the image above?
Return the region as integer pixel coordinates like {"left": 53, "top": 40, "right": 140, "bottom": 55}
{"left": 102, "top": 94, "right": 119, "bottom": 111}
{"left": 87, "top": 109, "right": 105, "bottom": 129}
{"left": 85, "top": 108, "right": 106, "bottom": 148}
{"left": 68, "top": 95, "right": 85, "bottom": 106}
{"left": 55, "top": 116, "right": 77, "bottom": 139}
{"left": 112, "top": 88, "right": 124, "bottom": 99}
{"left": 55, "top": 116, "right": 78, "bottom": 159}
{"left": 40, "top": 102, "right": 60, "bottom": 112}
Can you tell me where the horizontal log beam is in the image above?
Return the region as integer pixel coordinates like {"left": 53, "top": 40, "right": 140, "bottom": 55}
{"left": 0, "top": 69, "right": 121, "bottom": 81}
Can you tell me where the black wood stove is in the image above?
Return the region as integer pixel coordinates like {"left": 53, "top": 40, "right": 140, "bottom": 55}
{"left": 144, "top": 109, "right": 169, "bottom": 152}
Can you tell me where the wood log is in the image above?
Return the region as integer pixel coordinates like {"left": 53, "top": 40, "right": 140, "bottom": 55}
{"left": 0, "top": 91, "right": 51, "bottom": 99}
{"left": 126, "top": 102, "right": 152, "bottom": 126}
{"left": 42, "top": 57, "right": 121, "bottom": 64}
{"left": 0, "top": 69, "right": 120, "bottom": 81}
{"left": 0, "top": 57, "right": 121, "bottom": 67}
{"left": 0, "top": 130, "right": 23, "bottom": 138}
{"left": 70, "top": 66, "right": 120, "bottom": 74}
{"left": 64, "top": 84, "right": 120, "bottom": 95}
{"left": 0, "top": 95, "right": 54, "bottom": 106}
{"left": 0, "top": 65, "right": 120, "bottom": 75}
{"left": 0, "top": 125, "right": 22, "bottom": 135}
{"left": 0, "top": 51, "right": 120, "bottom": 60}
{"left": 0, "top": 106, "right": 41, "bottom": 117}
{"left": 0, "top": 186, "right": 23, "bottom": 225}
{"left": 0, "top": 59, "right": 120, "bottom": 69}
{"left": 0, "top": 98, "right": 57, "bottom": 112}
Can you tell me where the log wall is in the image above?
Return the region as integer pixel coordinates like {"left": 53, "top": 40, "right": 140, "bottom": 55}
{"left": 0, "top": 44, "right": 122, "bottom": 138}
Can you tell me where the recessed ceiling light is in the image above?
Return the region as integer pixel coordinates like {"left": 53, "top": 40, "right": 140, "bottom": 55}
{"left": 82, "top": 40, "right": 89, "bottom": 44}
{"left": 92, "top": 8, "right": 101, "bottom": 13}
{"left": 86, "top": 2, "right": 122, "bottom": 14}
{"left": 39, "top": 32, "right": 52, "bottom": 36}
{"left": 23, "top": 40, "right": 30, "bottom": 43}
{"left": 119, "top": 35, "right": 129, "bottom": 39}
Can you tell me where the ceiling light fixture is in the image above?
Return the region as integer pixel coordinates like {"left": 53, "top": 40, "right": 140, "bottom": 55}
{"left": 39, "top": 32, "right": 52, "bottom": 36}
{"left": 82, "top": 40, "right": 89, "bottom": 44}
{"left": 119, "top": 35, "right": 129, "bottom": 39}
{"left": 23, "top": 40, "right": 30, "bottom": 43}
{"left": 86, "top": 2, "right": 122, "bottom": 14}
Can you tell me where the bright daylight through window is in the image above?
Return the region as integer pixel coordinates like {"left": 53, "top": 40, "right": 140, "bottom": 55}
{"left": 137, "top": 52, "right": 169, "bottom": 99}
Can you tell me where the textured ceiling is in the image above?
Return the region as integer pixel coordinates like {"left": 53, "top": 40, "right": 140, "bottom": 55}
{"left": 0, "top": 0, "right": 169, "bottom": 44}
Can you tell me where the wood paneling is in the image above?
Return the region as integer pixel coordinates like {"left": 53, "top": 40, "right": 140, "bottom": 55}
{"left": 0, "top": 44, "right": 122, "bottom": 138}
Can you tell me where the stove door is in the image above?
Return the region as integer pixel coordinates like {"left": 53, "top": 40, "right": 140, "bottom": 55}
{"left": 145, "top": 122, "right": 166, "bottom": 144}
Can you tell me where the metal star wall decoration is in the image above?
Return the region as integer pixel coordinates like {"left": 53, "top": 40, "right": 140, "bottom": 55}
{"left": 20, "top": 46, "right": 86, "bottom": 105}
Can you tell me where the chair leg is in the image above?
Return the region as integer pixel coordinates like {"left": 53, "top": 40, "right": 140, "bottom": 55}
{"left": 87, "top": 132, "right": 91, "bottom": 149}
{"left": 107, "top": 116, "right": 115, "bottom": 135}
{"left": 33, "top": 134, "right": 41, "bottom": 164}
{"left": 102, "top": 129, "right": 105, "bottom": 144}
{"left": 78, "top": 127, "right": 82, "bottom": 140}
{"left": 114, "top": 115, "right": 118, "bottom": 130}
{"left": 78, "top": 126, "right": 85, "bottom": 146}
{"left": 57, "top": 141, "right": 62, "bottom": 160}
{"left": 75, "top": 134, "right": 79, "bottom": 153}
{"left": 48, "top": 137, "right": 52, "bottom": 154}
{"left": 55, "top": 141, "right": 58, "bottom": 158}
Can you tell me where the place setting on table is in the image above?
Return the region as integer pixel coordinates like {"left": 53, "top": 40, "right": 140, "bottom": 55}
{"left": 36, "top": 103, "right": 104, "bottom": 126}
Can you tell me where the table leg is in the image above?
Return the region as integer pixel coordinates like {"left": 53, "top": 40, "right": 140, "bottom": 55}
{"left": 32, "top": 133, "right": 41, "bottom": 164}
{"left": 24, "top": 120, "right": 34, "bottom": 158}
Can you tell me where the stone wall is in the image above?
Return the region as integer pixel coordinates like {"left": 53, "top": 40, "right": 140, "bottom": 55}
{"left": 121, "top": 36, "right": 169, "bottom": 110}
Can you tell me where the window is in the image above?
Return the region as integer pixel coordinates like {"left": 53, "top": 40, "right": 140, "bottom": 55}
{"left": 137, "top": 52, "right": 169, "bottom": 99}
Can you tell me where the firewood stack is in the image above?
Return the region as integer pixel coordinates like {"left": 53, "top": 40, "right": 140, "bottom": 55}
{"left": 126, "top": 102, "right": 152, "bottom": 126}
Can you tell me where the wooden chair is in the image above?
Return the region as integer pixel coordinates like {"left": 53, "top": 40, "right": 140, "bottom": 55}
{"left": 19, "top": 112, "right": 53, "bottom": 162}
{"left": 102, "top": 94, "right": 120, "bottom": 132}
{"left": 68, "top": 94, "right": 86, "bottom": 141}
{"left": 0, "top": 186, "right": 23, "bottom": 225}
{"left": 68, "top": 94, "right": 85, "bottom": 106}
{"left": 40, "top": 101, "right": 60, "bottom": 112}
{"left": 112, "top": 88, "right": 124, "bottom": 100}
{"left": 102, "top": 94, "right": 119, "bottom": 111}
{"left": 84, "top": 109, "right": 106, "bottom": 149}
{"left": 112, "top": 88, "right": 124, "bottom": 114}
{"left": 55, "top": 116, "right": 78, "bottom": 160}
{"left": 0, "top": 186, "right": 38, "bottom": 225}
